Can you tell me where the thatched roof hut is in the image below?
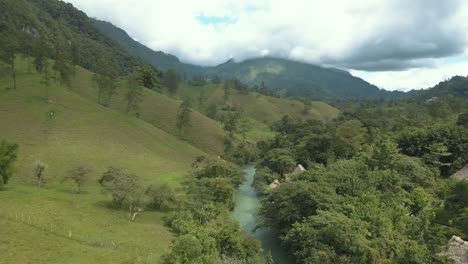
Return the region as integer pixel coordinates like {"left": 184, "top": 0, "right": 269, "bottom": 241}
{"left": 269, "top": 179, "right": 281, "bottom": 189}
{"left": 445, "top": 236, "right": 468, "bottom": 264}
{"left": 452, "top": 165, "right": 468, "bottom": 181}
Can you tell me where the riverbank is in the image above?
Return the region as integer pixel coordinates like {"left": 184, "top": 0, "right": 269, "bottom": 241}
{"left": 232, "top": 164, "right": 294, "bottom": 264}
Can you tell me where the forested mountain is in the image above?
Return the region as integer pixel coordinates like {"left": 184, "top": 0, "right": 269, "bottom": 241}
{"left": 92, "top": 19, "right": 205, "bottom": 78}
{"left": 0, "top": 0, "right": 143, "bottom": 75}
{"left": 93, "top": 20, "right": 405, "bottom": 101}
{"left": 208, "top": 57, "right": 405, "bottom": 101}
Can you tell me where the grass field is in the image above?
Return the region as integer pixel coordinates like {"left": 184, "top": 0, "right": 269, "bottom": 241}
{"left": 0, "top": 61, "right": 205, "bottom": 263}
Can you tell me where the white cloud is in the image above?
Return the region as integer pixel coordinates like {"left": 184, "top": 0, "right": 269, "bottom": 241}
{"left": 64, "top": 0, "right": 468, "bottom": 91}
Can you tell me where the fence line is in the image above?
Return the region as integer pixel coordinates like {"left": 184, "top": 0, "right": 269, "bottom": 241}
{"left": 0, "top": 209, "right": 137, "bottom": 250}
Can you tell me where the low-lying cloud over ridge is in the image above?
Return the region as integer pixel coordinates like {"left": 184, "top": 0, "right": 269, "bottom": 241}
{"left": 65, "top": 0, "right": 468, "bottom": 91}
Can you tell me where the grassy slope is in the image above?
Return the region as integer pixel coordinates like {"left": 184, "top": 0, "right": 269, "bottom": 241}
{"left": 71, "top": 67, "right": 226, "bottom": 155}
{"left": 178, "top": 83, "right": 339, "bottom": 141}
{"left": 0, "top": 60, "right": 206, "bottom": 263}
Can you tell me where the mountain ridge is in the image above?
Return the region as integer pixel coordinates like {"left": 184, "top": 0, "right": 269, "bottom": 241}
{"left": 91, "top": 19, "right": 406, "bottom": 101}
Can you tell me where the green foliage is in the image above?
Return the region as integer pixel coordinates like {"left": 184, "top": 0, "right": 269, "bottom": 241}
{"left": 0, "top": 31, "right": 19, "bottom": 89}
{"left": 164, "top": 157, "right": 266, "bottom": 263}
{"left": 124, "top": 73, "right": 143, "bottom": 113}
{"left": 164, "top": 69, "right": 179, "bottom": 95}
{"left": 0, "top": 140, "right": 18, "bottom": 185}
{"left": 260, "top": 148, "right": 296, "bottom": 176}
{"left": 62, "top": 165, "right": 91, "bottom": 193}
{"left": 98, "top": 167, "right": 144, "bottom": 209}
{"left": 192, "top": 157, "right": 244, "bottom": 188}
{"left": 176, "top": 99, "right": 192, "bottom": 136}
{"left": 32, "top": 160, "right": 47, "bottom": 187}
{"left": 145, "top": 184, "right": 178, "bottom": 210}
{"left": 135, "top": 65, "right": 158, "bottom": 89}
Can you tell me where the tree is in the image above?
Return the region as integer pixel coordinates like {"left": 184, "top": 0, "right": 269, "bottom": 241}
{"left": 302, "top": 99, "right": 312, "bottom": 115}
{"left": 32, "top": 161, "right": 47, "bottom": 187}
{"left": 223, "top": 112, "right": 239, "bottom": 140}
{"left": 52, "top": 34, "right": 72, "bottom": 87}
{"left": 62, "top": 165, "right": 91, "bottom": 193}
{"left": 41, "top": 61, "right": 52, "bottom": 101}
{"left": 260, "top": 148, "right": 296, "bottom": 176}
{"left": 18, "top": 31, "right": 34, "bottom": 73}
{"left": 124, "top": 73, "right": 143, "bottom": 113}
{"left": 176, "top": 99, "right": 192, "bottom": 136}
{"left": 164, "top": 234, "right": 212, "bottom": 264}
{"left": 335, "top": 119, "right": 367, "bottom": 157}
{"left": 98, "top": 167, "right": 145, "bottom": 219}
{"left": 238, "top": 117, "right": 251, "bottom": 142}
{"left": 33, "top": 35, "right": 48, "bottom": 73}
{"left": 145, "top": 184, "right": 178, "bottom": 210}
{"left": 70, "top": 41, "right": 80, "bottom": 71}
{"left": 0, "top": 32, "right": 19, "bottom": 89}
{"left": 164, "top": 70, "right": 179, "bottom": 95}
{"left": 457, "top": 112, "right": 468, "bottom": 127}
{"left": 136, "top": 65, "right": 157, "bottom": 89}
{"left": 0, "top": 140, "right": 18, "bottom": 185}
{"left": 93, "top": 56, "right": 118, "bottom": 106}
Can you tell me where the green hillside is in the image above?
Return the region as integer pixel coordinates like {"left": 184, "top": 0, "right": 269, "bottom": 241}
{"left": 69, "top": 66, "right": 226, "bottom": 155}
{"left": 0, "top": 60, "right": 206, "bottom": 263}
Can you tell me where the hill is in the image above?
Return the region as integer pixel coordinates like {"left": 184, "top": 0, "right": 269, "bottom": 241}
{"left": 0, "top": 59, "right": 208, "bottom": 263}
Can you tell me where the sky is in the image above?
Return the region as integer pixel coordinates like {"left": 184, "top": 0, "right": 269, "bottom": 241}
{"left": 65, "top": 0, "right": 468, "bottom": 91}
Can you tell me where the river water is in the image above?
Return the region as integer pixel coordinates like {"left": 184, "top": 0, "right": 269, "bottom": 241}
{"left": 232, "top": 164, "right": 294, "bottom": 264}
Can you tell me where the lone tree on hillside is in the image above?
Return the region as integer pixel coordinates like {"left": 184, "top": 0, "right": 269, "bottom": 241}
{"left": 124, "top": 73, "right": 144, "bottom": 113}
{"left": 176, "top": 99, "right": 192, "bottom": 136}
{"left": 0, "top": 31, "right": 20, "bottom": 89}
{"left": 164, "top": 70, "right": 179, "bottom": 95}
{"left": 62, "top": 165, "right": 91, "bottom": 193}
{"left": 0, "top": 140, "right": 18, "bottom": 186}
{"left": 93, "top": 55, "right": 118, "bottom": 106}
{"left": 32, "top": 161, "right": 47, "bottom": 187}
{"left": 98, "top": 167, "right": 146, "bottom": 220}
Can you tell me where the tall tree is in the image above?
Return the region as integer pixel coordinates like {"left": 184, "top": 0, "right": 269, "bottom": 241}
{"left": 164, "top": 70, "right": 179, "bottom": 95}
{"left": 223, "top": 112, "right": 239, "bottom": 140}
{"left": 62, "top": 165, "right": 91, "bottom": 193}
{"left": 93, "top": 55, "right": 118, "bottom": 106}
{"left": 40, "top": 61, "right": 52, "bottom": 101}
{"left": 176, "top": 99, "right": 192, "bottom": 136}
{"left": 124, "top": 73, "right": 143, "bottom": 113}
{"left": 0, "top": 32, "right": 20, "bottom": 89}
{"left": 0, "top": 140, "right": 18, "bottom": 185}
{"left": 33, "top": 35, "right": 48, "bottom": 73}
{"left": 52, "top": 34, "right": 72, "bottom": 87}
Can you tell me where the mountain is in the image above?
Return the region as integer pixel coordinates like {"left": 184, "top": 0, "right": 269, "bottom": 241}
{"left": 208, "top": 57, "right": 405, "bottom": 101}
{"left": 92, "top": 21, "right": 404, "bottom": 101}
{"left": 92, "top": 19, "right": 205, "bottom": 78}
{"left": 408, "top": 75, "right": 468, "bottom": 99}
{"left": 0, "top": 0, "right": 144, "bottom": 74}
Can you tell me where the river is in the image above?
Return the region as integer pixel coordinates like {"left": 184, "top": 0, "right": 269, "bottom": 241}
{"left": 232, "top": 164, "right": 295, "bottom": 264}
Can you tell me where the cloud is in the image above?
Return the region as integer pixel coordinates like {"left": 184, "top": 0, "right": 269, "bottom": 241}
{"left": 64, "top": 0, "right": 468, "bottom": 90}
{"left": 351, "top": 54, "right": 468, "bottom": 91}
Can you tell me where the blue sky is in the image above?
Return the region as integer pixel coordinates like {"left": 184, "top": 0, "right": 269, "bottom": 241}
{"left": 195, "top": 15, "right": 236, "bottom": 25}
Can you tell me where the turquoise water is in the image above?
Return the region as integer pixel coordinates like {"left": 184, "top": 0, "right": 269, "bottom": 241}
{"left": 232, "top": 164, "right": 294, "bottom": 264}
